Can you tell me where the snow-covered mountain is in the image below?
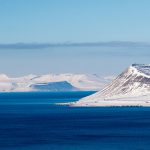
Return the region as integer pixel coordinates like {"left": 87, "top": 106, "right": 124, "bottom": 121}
{"left": 70, "top": 64, "right": 150, "bottom": 106}
{"left": 0, "top": 73, "right": 110, "bottom": 92}
{"left": 30, "top": 74, "right": 110, "bottom": 91}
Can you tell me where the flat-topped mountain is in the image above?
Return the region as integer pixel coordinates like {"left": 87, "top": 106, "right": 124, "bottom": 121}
{"left": 30, "top": 81, "right": 78, "bottom": 92}
{"left": 70, "top": 64, "right": 150, "bottom": 106}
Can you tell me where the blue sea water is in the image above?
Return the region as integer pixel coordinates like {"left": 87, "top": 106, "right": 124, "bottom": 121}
{"left": 0, "top": 92, "right": 150, "bottom": 150}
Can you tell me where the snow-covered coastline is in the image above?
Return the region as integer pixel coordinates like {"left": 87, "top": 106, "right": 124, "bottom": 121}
{"left": 69, "top": 64, "right": 150, "bottom": 107}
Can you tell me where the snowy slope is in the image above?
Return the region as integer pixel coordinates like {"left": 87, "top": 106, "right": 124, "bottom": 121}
{"left": 0, "top": 74, "right": 9, "bottom": 81}
{"left": 70, "top": 64, "right": 150, "bottom": 106}
{"left": 0, "top": 74, "right": 14, "bottom": 91}
{"left": 30, "top": 74, "right": 109, "bottom": 91}
{"left": 0, "top": 73, "right": 110, "bottom": 92}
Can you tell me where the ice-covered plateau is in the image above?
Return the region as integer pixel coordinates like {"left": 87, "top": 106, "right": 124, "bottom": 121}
{"left": 69, "top": 64, "right": 150, "bottom": 106}
{"left": 0, "top": 73, "right": 111, "bottom": 92}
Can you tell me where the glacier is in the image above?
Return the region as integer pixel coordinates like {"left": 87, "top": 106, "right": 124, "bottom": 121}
{"left": 69, "top": 64, "right": 150, "bottom": 107}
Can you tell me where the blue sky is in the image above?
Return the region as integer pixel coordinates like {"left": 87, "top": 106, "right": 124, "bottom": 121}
{"left": 0, "top": 0, "right": 150, "bottom": 76}
{"left": 0, "top": 0, "right": 150, "bottom": 43}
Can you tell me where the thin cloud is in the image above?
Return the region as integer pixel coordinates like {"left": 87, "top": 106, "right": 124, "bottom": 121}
{"left": 0, "top": 41, "right": 149, "bottom": 49}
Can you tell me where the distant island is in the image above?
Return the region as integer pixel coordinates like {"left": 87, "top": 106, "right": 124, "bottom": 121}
{"left": 0, "top": 73, "right": 111, "bottom": 92}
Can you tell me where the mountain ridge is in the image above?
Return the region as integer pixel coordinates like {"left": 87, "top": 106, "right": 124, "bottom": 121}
{"left": 0, "top": 73, "right": 111, "bottom": 92}
{"left": 70, "top": 64, "right": 150, "bottom": 106}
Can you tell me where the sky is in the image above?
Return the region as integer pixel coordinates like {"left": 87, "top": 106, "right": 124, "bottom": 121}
{"left": 0, "top": 0, "right": 150, "bottom": 76}
{"left": 0, "top": 0, "right": 150, "bottom": 43}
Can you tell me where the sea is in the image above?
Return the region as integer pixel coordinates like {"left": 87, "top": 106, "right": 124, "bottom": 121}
{"left": 0, "top": 91, "right": 150, "bottom": 150}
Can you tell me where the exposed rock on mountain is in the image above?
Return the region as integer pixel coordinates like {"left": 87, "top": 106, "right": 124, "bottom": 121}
{"left": 70, "top": 64, "right": 150, "bottom": 106}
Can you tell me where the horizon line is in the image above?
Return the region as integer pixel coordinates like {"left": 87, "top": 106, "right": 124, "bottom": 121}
{"left": 0, "top": 41, "right": 150, "bottom": 49}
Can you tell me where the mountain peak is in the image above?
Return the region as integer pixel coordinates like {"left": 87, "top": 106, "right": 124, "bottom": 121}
{"left": 0, "top": 74, "right": 9, "bottom": 81}
{"left": 131, "top": 64, "right": 150, "bottom": 76}
{"left": 70, "top": 64, "right": 150, "bottom": 106}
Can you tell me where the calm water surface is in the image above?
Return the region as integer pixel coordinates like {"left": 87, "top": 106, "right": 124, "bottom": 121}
{"left": 0, "top": 92, "right": 150, "bottom": 150}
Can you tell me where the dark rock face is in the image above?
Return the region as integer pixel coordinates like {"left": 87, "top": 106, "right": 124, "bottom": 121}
{"left": 132, "top": 64, "right": 150, "bottom": 76}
